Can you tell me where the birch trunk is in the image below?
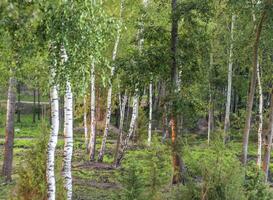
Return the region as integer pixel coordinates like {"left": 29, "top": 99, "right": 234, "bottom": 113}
{"left": 89, "top": 61, "right": 96, "bottom": 161}
{"left": 63, "top": 81, "right": 73, "bottom": 200}
{"left": 115, "top": 93, "right": 139, "bottom": 167}
{"left": 84, "top": 95, "right": 88, "bottom": 153}
{"left": 148, "top": 81, "right": 152, "bottom": 146}
{"left": 256, "top": 61, "right": 263, "bottom": 168}
{"left": 224, "top": 15, "right": 235, "bottom": 140}
{"left": 46, "top": 83, "right": 59, "bottom": 200}
{"left": 208, "top": 88, "right": 212, "bottom": 145}
{"left": 242, "top": 9, "right": 267, "bottom": 166}
{"left": 114, "top": 93, "right": 128, "bottom": 164}
{"left": 2, "top": 77, "right": 16, "bottom": 182}
{"left": 263, "top": 87, "right": 273, "bottom": 181}
{"left": 98, "top": 8, "right": 123, "bottom": 161}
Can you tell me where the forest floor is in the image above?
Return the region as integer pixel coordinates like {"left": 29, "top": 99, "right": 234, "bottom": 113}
{"left": 0, "top": 114, "right": 269, "bottom": 200}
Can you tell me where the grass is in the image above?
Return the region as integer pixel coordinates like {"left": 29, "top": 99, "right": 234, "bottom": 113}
{"left": 0, "top": 111, "right": 272, "bottom": 199}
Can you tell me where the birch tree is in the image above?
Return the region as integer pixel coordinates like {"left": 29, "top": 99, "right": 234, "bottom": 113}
{"left": 148, "top": 80, "right": 153, "bottom": 146}
{"left": 61, "top": 46, "right": 74, "bottom": 200}
{"left": 98, "top": 0, "right": 125, "bottom": 162}
{"left": 256, "top": 61, "right": 263, "bottom": 168}
{"left": 46, "top": 70, "right": 59, "bottom": 200}
{"left": 242, "top": 4, "right": 267, "bottom": 166}
{"left": 223, "top": 15, "right": 235, "bottom": 142}
{"left": 114, "top": 93, "right": 128, "bottom": 164}
{"left": 263, "top": 87, "right": 273, "bottom": 181}
{"left": 83, "top": 95, "right": 88, "bottom": 152}
{"left": 89, "top": 61, "right": 96, "bottom": 161}
{"left": 115, "top": 93, "right": 139, "bottom": 166}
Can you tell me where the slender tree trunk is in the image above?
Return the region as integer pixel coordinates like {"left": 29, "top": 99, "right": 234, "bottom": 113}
{"left": 148, "top": 80, "right": 153, "bottom": 146}
{"left": 208, "top": 87, "right": 212, "bottom": 145}
{"left": 224, "top": 15, "right": 235, "bottom": 141}
{"left": 2, "top": 77, "right": 16, "bottom": 182}
{"left": 46, "top": 83, "right": 59, "bottom": 200}
{"left": 263, "top": 87, "right": 273, "bottom": 181}
{"left": 38, "top": 88, "right": 41, "bottom": 120}
{"left": 115, "top": 93, "right": 139, "bottom": 167}
{"left": 98, "top": 1, "right": 124, "bottom": 161}
{"left": 242, "top": 9, "right": 267, "bottom": 166}
{"left": 256, "top": 60, "right": 263, "bottom": 168}
{"left": 208, "top": 53, "right": 214, "bottom": 145}
{"left": 17, "top": 82, "right": 21, "bottom": 123}
{"left": 63, "top": 81, "right": 73, "bottom": 200}
{"left": 89, "top": 61, "right": 96, "bottom": 161}
{"left": 33, "top": 89, "right": 36, "bottom": 123}
{"left": 114, "top": 93, "right": 128, "bottom": 164}
{"left": 84, "top": 95, "right": 88, "bottom": 153}
{"left": 170, "top": 0, "right": 184, "bottom": 184}
{"left": 125, "top": 96, "right": 130, "bottom": 130}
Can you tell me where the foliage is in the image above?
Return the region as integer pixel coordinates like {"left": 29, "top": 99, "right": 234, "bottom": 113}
{"left": 118, "top": 138, "right": 171, "bottom": 200}
{"left": 11, "top": 122, "right": 65, "bottom": 200}
{"left": 177, "top": 139, "right": 246, "bottom": 200}
{"left": 244, "top": 163, "right": 273, "bottom": 200}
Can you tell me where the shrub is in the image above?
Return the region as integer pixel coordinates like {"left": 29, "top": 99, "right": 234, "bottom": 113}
{"left": 171, "top": 139, "right": 247, "bottom": 200}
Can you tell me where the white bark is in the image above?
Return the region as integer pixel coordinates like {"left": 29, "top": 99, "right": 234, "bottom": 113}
{"left": 148, "top": 81, "right": 152, "bottom": 146}
{"left": 224, "top": 15, "right": 235, "bottom": 137}
{"left": 257, "top": 60, "right": 263, "bottom": 168}
{"left": 46, "top": 84, "right": 59, "bottom": 200}
{"left": 84, "top": 95, "right": 88, "bottom": 152}
{"left": 89, "top": 61, "right": 96, "bottom": 161}
{"left": 114, "top": 93, "right": 128, "bottom": 163}
{"left": 98, "top": 0, "right": 124, "bottom": 162}
{"left": 115, "top": 93, "right": 139, "bottom": 166}
{"left": 63, "top": 81, "right": 73, "bottom": 200}
{"left": 208, "top": 53, "right": 213, "bottom": 145}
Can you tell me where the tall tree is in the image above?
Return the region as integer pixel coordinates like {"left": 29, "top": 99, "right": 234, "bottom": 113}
{"left": 61, "top": 46, "right": 74, "bottom": 200}
{"left": 2, "top": 77, "right": 16, "bottom": 182}
{"left": 89, "top": 61, "right": 96, "bottom": 161}
{"left": 170, "top": 0, "right": 184, "bottom": 184}
{"left": 224, "top": 14, "right": 235, "bottom": 141}
{"left": 242, "top": 3, "right": 268, "bottom": 166}
{"left": 98, "top": 0, "right": 125, "bottom": 162}
{"left": 46, "top": 71, "right": 59, "bottom": 200}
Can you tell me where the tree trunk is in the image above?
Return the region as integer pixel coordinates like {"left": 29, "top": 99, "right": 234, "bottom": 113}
{"left": 242, "top": 9, "right": 267, "bottom": 166}
{"left": 98, "top": 1, "right": 123, "bottom": 161}
{"left": 263, "top": 87, "right": 273, "bottom": 181}
{"left": 170, "top": 0, "right": 184, "bottom": 184}
{"left": 63, "top": 81, "right": 73, "bottom": 200}
{"left": 89, "top": 61, "right": 96, "bottom": 161}
{"left": 114, "top": 93, "right": 128, "bottom": 164}
{"left": 38, "top": 88, "right": 41, "bottom": 120}
{"left": 148, "top": 80, "right": 153, "bottom": 146}
{"left": 115, "top": 93, "right": 139, "bottom": 167}
{"left": 46, "top": 84, "right": 59, "bottom": 200}
{"left": 17, "top": 82, "right": 21, "bottom": 123}
{"left": 2, "top": 77, "right": 16, "bottom": 182}
{"left": 33, "top": 89, "right": 36, "bottom": 123}
{"left": 256, "top": 60, "right": 263, "bottom": 168}
{"left": 224, "top": 15, "right": 235, "bottom": 141}
{"left": 84, "top": 95, "right": 88, "bottom": 153}
{"left": 208, "top": 88, "right": 212, "bottom": 145}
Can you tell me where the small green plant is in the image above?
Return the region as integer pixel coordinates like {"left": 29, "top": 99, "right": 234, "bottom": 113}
{"left": 244, "top": 162, "right": 273, "bottom": 200}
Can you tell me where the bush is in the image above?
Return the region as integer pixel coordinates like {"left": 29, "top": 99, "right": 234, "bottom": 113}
{"left": 244, "top": 163, "right": 273, "bottom": 200}
{"left": 171, "top": 139, "right": 246, "bottom": 200}
{"left": 118, "top": 138, "right": 172, "bottom": 200}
